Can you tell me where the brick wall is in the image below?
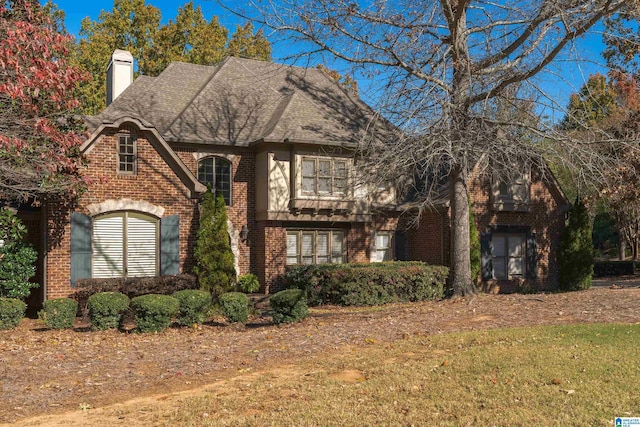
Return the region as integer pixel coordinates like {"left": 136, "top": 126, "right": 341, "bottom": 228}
{"left": 45, "top": 128, "right": 199, "bottom": 299}
{"left": 405, "top": 210, "right": 446, "bottom": 265}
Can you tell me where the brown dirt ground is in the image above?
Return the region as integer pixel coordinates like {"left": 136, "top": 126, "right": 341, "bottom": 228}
{"left": 1, "top": 277, "right": 639, "bottom": 425}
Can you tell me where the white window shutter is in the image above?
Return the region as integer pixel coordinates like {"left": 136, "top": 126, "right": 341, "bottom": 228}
{"left": 127, "top": 213, "right": 158, "bottom": 277}
{"left": 93, "top": 214, "right": 125, "bottom": 278}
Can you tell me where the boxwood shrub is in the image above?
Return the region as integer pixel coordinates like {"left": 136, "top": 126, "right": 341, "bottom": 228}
{"left": 39, "top": 298, "right": 78, "bottom": 329}
{"left": 270, "top": 289, "right": 308, "bottom": 324}
{"left": 284, "top": 262, "right": 448, "bottom": 306}
{"left": 0, "top": 297, "right": 26, "bottom": 330}
{"left": 238, "top": 273, "right": 260, "bottom": 293}
{"left": 87, "top": 292, "right": 130, "bottom": 330}
{"left": 173, "top": 289, "right": 212, "bottom": 326}
{"left": 219, "top": 292, "right": 249, "bottom": 323}
{"left": 73, "top": 274, "right": 197, "bottom": 313}
{"left": 130, "top": 294, "right": 180, "bottom": 333}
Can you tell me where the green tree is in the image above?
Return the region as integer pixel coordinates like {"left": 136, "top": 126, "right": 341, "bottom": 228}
{"left": 74, "top": 1, "right": 272, "bottom": 114}
{"left": 227, "top": 22, "right": 271, "bottom": 61}
{"left": 194, "top": 189, "right": 236, "bottom": 298}
{"left": 561, "top": 73, "right": 620, "bottom": 130}
{"left": 0, "top": 209, "right": 38, "bottom": 300}
{"left": 558, "top": 198, "right": 594, "bottom": 291}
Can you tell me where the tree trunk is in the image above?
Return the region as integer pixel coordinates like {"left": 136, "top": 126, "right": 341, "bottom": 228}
{"left": 449, "top": 166, "right": 475, "bottom": 296}
{"left": 619, "top": 236, "right": 626, "bottom": 261}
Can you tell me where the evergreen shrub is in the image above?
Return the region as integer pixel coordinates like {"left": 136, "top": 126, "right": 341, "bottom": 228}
{"left": 130, "top": 294, "right": 179, "bottom": 333}
{"left": 173, "top": 289, "right": 212, "bottom": 326}
{"left": 238, "top": 273, "right": 260, "bottom": 293}
{"left": 219, "top": 292, "right": 249, "bottom": 323}
{"left": 39, "top": 298, "right": 77, "bottom": 329}
{"left": 0, "top": 297, "right": 26, "bottom": 330}
{"left": 87, "top": 292, "right": 130, "bottom": 330}
{"left": 558, "top": 198, "right": 594, "bottom": 291}
{"left": 270, "top": 289, "right": 308, "bottom": 324}
{"left": 0, "top": 208, "right": 38, "bottom": 299}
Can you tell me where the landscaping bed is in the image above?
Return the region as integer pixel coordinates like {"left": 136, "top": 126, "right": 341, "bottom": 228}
{"left": 1, "top": 281, "right": 639, "bottom": 424}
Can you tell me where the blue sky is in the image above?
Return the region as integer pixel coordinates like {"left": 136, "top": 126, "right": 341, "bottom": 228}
{"left": 47, "top": 0, "right": 610, "bottom": 121}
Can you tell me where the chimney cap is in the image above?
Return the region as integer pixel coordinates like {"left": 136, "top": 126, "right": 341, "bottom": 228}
{"left": 110, "top": 49, "right": 133, "bottom": 63}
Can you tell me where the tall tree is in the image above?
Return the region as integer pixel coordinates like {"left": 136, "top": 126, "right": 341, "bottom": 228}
{"left": 0, "top": 0, "right": 89, "bottom": 202}
{"left": 74, "top": 0, "right": 272, "bottom": 114}
{"left": 236, "top": 0, "right": 631, "bottom": 295}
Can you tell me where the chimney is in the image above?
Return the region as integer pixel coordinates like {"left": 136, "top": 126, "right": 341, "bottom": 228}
{"left": 106, "top": 49, "right": 133, "bottom": 106}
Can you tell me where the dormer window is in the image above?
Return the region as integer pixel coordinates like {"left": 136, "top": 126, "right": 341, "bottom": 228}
{"left": 301, "top": 157, "right": 347, "bottom": 196}
{"left": 118, "top": 134, "right": 136, "bottom": 174}
{"left": 492, "top": 173, "right": 530, "bottom": 211}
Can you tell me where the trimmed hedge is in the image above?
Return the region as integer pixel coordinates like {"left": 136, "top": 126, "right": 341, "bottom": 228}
{"left": 39, "top": 298, "right": 78, "bottom": 329}
{"left": 219, "top": 292, "right": 249, "bottom": 323}
{"left": 130, "top": 294, "right": 180, "bottom": 333}
{"left": 0, "top": 297, "right": 26, "bottom": 330}
{"left": 173, "top": 289, "right": 212, "bottom": 326}
{"left": 87, "top": 292, "right": 130, "bottom": 330}
{"left": 270, "top": 289, "right": 308, "bottom": 324}
{"left": 593, "top": 261, "right": 637, "bottom": 277}
{"left": 284, "top": 262, "right": 448, "bottom": 306}
{"left": 73, "top": 274, "right": 198, "bottom": 313}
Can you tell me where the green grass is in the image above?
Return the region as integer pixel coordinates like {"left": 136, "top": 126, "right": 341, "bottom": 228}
{"left": 112, "top": 323, "right": 640, "bottom": 426}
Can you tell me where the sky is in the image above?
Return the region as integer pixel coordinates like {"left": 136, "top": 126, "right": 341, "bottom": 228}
{"left": 47, "top": 0, "right": 612, "bottom": 122}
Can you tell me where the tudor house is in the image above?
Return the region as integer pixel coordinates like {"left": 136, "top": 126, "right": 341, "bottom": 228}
{"left": 22, "top": 50, "right": 568, "bottom": 305}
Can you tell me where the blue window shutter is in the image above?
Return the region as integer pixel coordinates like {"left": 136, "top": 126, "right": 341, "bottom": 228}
{"left": 70, "top": 212, "right": 92, "bottom": 286}
{"left": 527, "top": 232, "right": 538, "bottom": 279}
{"left": 480, "top": 232, "right": 493, "bottom": 280}
{"left": 160, "top": 215, "right": 180, "bottom": 275}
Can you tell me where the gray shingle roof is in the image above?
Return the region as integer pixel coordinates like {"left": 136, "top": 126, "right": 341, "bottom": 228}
{"left": 87, "top": 57, "right": 393, "bottom": 147}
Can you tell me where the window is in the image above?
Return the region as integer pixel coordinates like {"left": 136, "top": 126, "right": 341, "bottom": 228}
{"left": 373, "top": 233, "right": 392, "bottom": 262}
{"left": 92, "top": 212, "right": 158, "bottom": 278}
{"left": 491, "top": 233, "right": 525, "bottom": 279}
{"left": 286, "top": 230, "right": 345, "bottom": 265}
{"left": 118, "top": 134, "right": 136, "bottom": 174}
{"left": 301, "top": 157, "right": 348, "bottom": 196}
{"left": 197, "top": 157, "right": 232, "bottom": 205}
{"left": 494, "top": 175, "right": 529, "bottom": 204}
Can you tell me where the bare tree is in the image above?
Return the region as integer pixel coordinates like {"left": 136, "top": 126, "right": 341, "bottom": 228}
{"left": 225, "top": 0, "right": 635, "bottom": 295}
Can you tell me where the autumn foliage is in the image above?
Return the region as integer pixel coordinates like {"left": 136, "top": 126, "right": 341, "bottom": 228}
{"left": 0, "top": 0, "right": 89, "bottom": 202}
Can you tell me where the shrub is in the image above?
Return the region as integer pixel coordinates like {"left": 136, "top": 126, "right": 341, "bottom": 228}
{"left": 270, "top": 289, "right": 308, "bottom": 324}
{"left": 73, "top": 274, "right": 197, "bottom": 312}
{"left": 284, "top": 262, "right": 448, "bottom": 306}
{"left": 130, "top": 294, "right": 180, "bottom": 333}
{"left": 87, "top": 292, "right": 130, "bottom": 330}
{"left": 593, "top": 261, "right": 637, "bottom": 277}
{"left": 194, "top": 189, "right": 236, "bottom": 298}
{"left": 173, "top": 289, "right": 212, "bottom": 326}
{"left": 39, "top": 298, "right": 78, "bottom": 329}
{"left": 219, "top": 292, "right": 249, "bottom": 323}
{"left": 558, "top": 198, "right": 594, "bottom": 291}
{"left": 0, "top": 208, "right": 38, "bottom": 299}
{"left": 0, "top": 297, "right": 26, "bottom": 330}
{"left": 238, "top": 273, "right": 260, "bottom": 293}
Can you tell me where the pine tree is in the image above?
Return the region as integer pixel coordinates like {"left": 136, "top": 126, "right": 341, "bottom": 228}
{"left": 194, "top": 189, "right": 236, "bottom": 298}
{"left": 558, "top": 198, "right": 594, "bottom": 291}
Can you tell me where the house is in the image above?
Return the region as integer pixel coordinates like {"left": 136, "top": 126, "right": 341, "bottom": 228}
{"left": 19, "top": 50, "right": 568, "bottom": 306}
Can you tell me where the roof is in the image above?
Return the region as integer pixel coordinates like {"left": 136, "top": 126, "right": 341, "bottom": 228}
{"left": 87, "top": 57, "right": 395, "bottom": 147}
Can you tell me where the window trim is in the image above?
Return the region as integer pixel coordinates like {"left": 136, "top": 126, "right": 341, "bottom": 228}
{"left": 286, "top": 229, "right": 347, "bottom": 265}
{"left": 117, "top": 134, "right": 137, "bottom": 175}
{"left": 300, "top": 156, "right": 348, "bottom": 197}
{"left": 197, "top": 156, "right": 233, "bottom": 206}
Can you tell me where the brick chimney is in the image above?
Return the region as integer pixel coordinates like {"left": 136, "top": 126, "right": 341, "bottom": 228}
{"left": 106, "top": 49, "right": 133, "bottom": 106}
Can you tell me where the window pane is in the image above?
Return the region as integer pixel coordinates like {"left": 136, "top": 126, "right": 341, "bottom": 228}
{"left": 317, "top": 233, "right": 329, "bottom": 256}
{"left": 334, "top": 161, "right": 347, "bottom": 178}
{"left": 286, "top": 233, "right": 298, "bottom": 257}
{"left": 376, "top": 234, "right": 390, "bottom": 249}
{"left": 318, "top": 160, "right": 331, "bottom": 176}
{"left": 93, "top": 214, "right": 125, "bottom": 278}
{"left": 493, "top": 235, "right": 506, "bottom": 257}
{"left": 302, "top": 159, "right": 315, "bottom": 176}
{"left": 508, "top": 257, "right": 524, "bottom": 276}
{"left": 127, "top": 213, "right": 157, "bottom": 277}
{"left": 498, "top": 181, "right": 510, "bottom": 197}
{"left": 215, "top": 159, "right": 232, "bottom": 205}
{"left": 301, "top": 233, "right": 314, "bottom": 256}
{"left": 302, "top": 177, "right": 315, "bottom": 192}
{"left": 332, "top": 232, "right": 344, "bottom": 263}
{"left": 492, "top": 257, "right": 506, "bottom": 279}
{"left": 318, "top": 177, "right": 331, "bottom": 193}
{"left": 334, "top": 178, "right": 347, "bottom": 193}
{"left": 198, "top": 158, "right": 215, "bottom": 189}
{"left": 508, "top": 235, "right": 523, "bottom": 256}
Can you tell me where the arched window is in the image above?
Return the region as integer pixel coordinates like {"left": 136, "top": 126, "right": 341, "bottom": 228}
{"left": 197, "top": 157, "right": 232, "bottom": 205}
{"left": 92, "top": 211, "right": 158, "bottom": 278}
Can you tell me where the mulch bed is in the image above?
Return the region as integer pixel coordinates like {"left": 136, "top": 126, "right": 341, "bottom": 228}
{"left": 1, "top": 280, "right": 639, "bottom": 424}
